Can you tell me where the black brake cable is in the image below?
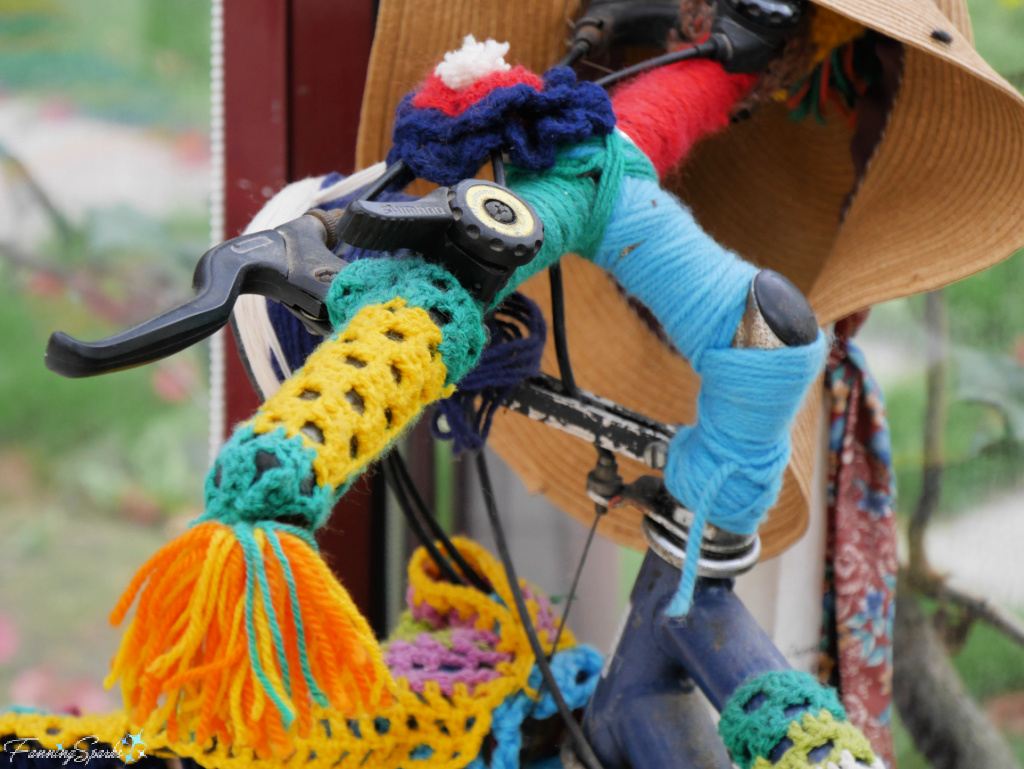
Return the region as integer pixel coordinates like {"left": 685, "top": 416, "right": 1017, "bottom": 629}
{"left": 493, "top": 147, "right": 581, "bottom": 398}
{"left": 382, "top": 453, "right": 466, "bottom": 586}
{"left": 526, "top": 501, "right": 606, "bottom": 721}
{"left": 549, "top": 504, "right": 605, "bottom": 659}
{"left": 389, "top": 451, "right": 491, "bottom": 593}
{"left": 475, "top": 451, "right": 606, "bottom": 769}
{"left": 595, "top": 38, "right": 720, "bottom": 88}
{"left": 548, "top": 262, "right": 580, "bottom": 396}
{"left": 557, "top": 39, "right": 591, "bottom": 69}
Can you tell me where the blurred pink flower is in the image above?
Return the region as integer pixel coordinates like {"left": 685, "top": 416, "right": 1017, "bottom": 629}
{"left": 40, "top": 98, "right": 74, "bottom": 122}
{"left": 174, "top": 130, "right": 210, "bottom": 166}
{"left": 8, "top": 668, "right": 115, "bottom": 715}
{"left": 0, "top": 612, "right": 18, "bottom": 663}
{"left": 9, "top": 667, "right": 54, "bottom": 707}
{"left": 25, "top": 271, "right": 65, "bottom": 299}
{"left": 60, "top": 679, "right": 116, "bottom": 715}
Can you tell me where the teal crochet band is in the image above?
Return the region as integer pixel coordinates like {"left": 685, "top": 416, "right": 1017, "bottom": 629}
{"left": 718, "top": 670, "right": 846, "bottom": 769}
{"left": 203, "top": 425, "right": 335, "bottom": 529}
{"left": 327, "top": 257, "right": 487, "bottom": 386}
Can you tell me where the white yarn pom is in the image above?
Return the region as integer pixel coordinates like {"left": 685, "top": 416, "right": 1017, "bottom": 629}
{"left": 435, "top": 34, "right": 511, "bottom": 90}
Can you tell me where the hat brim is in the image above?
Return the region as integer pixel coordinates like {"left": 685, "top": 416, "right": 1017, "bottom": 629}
{"left": 357, "top": 0, "right": 1024, "bottom": 556}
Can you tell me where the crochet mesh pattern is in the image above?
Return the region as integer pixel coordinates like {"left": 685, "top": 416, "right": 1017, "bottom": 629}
{"left": 0, "top": 541, "right": 597, "bottom": 769}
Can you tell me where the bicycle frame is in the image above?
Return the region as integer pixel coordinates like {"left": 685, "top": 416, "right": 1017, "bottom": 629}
{"left": 507, "top": 373, "right": 868, "bottom": 769}
{"left": 583, "top": 554, "right": 811, "bottom": 768}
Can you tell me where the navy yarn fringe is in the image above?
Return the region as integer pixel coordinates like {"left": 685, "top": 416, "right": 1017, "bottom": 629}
{"left": 432, "top": 292, "right": 546, "bottom": 453}
{"left": 388, "top": 67, "right": 616, "bottom": 186}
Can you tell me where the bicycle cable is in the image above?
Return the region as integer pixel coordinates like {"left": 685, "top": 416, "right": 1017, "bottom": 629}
{"left": 557, "top": 39, "right": 591, "bottom": 69}
{"left": 476, "top": 450, "right": 606, "bottom": 769}
{"left": 491, "top": 151, "right": 582, "bottom": 397}
{"left": 387, "top": 450, "right": 492, "bottom": 592}
{"left": 382, "top": 452, "right": 467, "bottom": 586}
{"left": 595, "top": 38, "right": 719, "bottom": 88}
{"left": 548, "top": 503, "right": 605, "bottom": 659}
{"left": 548, "top": 262, "right": 580, "bottom": 396}
{"left": 526, "top": 499, "right": 606, "bottom": 721}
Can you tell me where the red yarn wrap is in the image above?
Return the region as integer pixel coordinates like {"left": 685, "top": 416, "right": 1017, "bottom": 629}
{"left": 612, "top": 58, "right": 756, "bottom": 177}
{"left": 412, "top": 66, "right": 545, "bottom": 117}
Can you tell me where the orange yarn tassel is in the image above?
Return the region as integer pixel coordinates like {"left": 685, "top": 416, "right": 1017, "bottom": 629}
{"left": 106, "top": 521, "right": 394, "bottom": 758}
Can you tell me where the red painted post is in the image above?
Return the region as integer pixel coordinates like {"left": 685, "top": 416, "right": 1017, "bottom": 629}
{"left": 222, "top": 0, "right": 383, "bottom": 629}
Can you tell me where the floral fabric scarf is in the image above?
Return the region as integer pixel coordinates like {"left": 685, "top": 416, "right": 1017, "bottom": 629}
{"left": 820, "top": 311, "right": 898, "bottom": 767}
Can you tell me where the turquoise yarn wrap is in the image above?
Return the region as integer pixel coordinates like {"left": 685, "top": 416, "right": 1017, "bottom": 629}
{"left": 499, "top": 132, "right": 656, "bottom": 306}
{"left": 505, "top": 134, "right": 826, "bottom": 617}
{"left": 718, "top": 670, "right": 846, "bottom": 769}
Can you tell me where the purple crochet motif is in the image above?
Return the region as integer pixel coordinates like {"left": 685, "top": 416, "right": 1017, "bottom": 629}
{"left": 387, "top": 67, "right": 616, "bottom": 186}
{"left": 522, "top": 584, "right": 560, "bottom": 646}
{"left": 387, "top": 628, "right": 512, "bottom": 695}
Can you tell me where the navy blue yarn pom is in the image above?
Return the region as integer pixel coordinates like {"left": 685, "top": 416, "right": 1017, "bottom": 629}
{"left": 387, "top": 67, "right": 616, "bottom": 186}
{"left": 432, "top": 292, "right": 546, "bottom": 453}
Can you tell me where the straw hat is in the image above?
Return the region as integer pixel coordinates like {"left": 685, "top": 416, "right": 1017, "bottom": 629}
{"left": 355, "top": 0, "right": 1024, "bottom": 557}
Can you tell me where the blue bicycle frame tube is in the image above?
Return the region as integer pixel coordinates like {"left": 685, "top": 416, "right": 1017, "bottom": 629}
{"left": 583, "top": 549, "right": 791, "bottom": 768}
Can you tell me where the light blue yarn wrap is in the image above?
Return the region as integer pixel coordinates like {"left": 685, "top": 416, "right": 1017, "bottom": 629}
{"left": 503, "top": 133, "right": 826, "bottom": 617}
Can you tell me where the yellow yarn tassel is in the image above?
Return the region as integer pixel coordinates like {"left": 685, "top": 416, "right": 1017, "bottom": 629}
{"left": 106, "top": 522, "right": 395, "bottom": 758}
{"left": 807, "top": 6, "right": 866, "bottom": 65}
{"left": 102, "top": 299, "right": 459, "bottom": 758}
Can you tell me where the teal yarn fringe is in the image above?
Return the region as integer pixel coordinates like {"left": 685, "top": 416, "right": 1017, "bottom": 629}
{"left": 718, "top": 670, "right": 846, "bottom": 769}
{"left": 235, "top": 522, "right": 297, "bottom": 727}
{"left": 265, "top": 527, "right": 329, "bottom": 707}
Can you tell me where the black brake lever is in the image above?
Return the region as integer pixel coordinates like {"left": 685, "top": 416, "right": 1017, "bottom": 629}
{"left": 46, "top": 159, "right": 544, "bottom": 379}
{"left": 45, "top": 212, "right": 343, "bottom": 378}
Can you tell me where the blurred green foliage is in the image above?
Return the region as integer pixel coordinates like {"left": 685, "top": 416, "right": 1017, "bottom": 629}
{"left": 0, "top": 0, "right": 210, "bottom": 127}
{"left": 0, "top": 0, "right": 211, "bottom": 707}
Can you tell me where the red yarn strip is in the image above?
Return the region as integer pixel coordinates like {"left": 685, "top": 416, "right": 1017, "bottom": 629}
{"left": 612, "top": 57, "right": 756, "bottom": 177}
{"left": 412, "top": 67, "right": 545, "bottom": 117}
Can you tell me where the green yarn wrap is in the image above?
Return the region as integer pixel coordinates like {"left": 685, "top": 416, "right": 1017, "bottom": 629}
{"left": 327, "top": 257, "right": 486, "bottom": 386}
{"left": 498, "top": 132, "right": 657, "bottom": 306}
{"left": 718, "top": 670, "right": 846, "bottom": 769}
{"left": 752, "top": 711, "right": 879, "bottom": 769}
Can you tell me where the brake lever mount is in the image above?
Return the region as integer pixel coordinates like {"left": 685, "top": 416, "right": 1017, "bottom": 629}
{"left": 334, "top": 168, "right": 544, "bottom": 306}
